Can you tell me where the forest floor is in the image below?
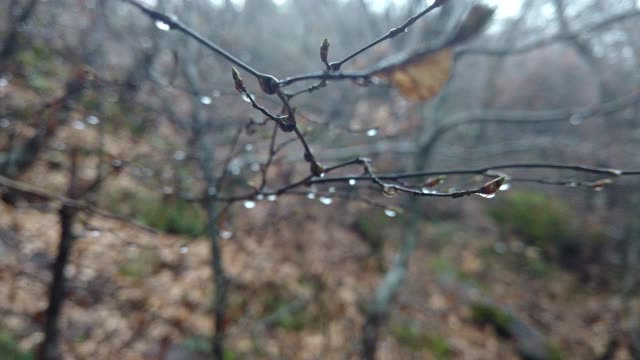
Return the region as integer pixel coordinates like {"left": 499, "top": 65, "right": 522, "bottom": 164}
{"left": 0, "top": 190, "right": 634, "bottom": 359}
{"left": 0, "top": 60, "right": 636, "bottom": 360}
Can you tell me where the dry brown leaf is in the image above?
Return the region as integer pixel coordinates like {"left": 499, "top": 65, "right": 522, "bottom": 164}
{"left": 371, "top": 4, "right": 494, "bottom": 102}
{"left": 373, "top": 48, "right": 453, "bottom": 102}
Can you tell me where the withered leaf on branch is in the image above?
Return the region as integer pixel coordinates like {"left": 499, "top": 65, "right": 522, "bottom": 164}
{"left": 448, "top": 4, "right": 496, "bottom": 45}
{"left": 373, "top": 48, "right": 454, "bottom": 102}
{"left": 372, "top": 4, "right": 494, "bottom": 102}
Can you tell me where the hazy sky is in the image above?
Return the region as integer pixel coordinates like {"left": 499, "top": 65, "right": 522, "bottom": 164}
{"left": 224, "top": 0, "right": 524, "bottom": 19}
{"left": 365, "top": 0, "right": 523, "bottom": 18}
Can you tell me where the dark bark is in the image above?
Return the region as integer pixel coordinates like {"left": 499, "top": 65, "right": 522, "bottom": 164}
{"left": 40, "top": 204, "right": 75, "bottom": 360}
{"left": 40, "top": 150, "right": 79, "bottom": 360}
{"left": 207, "top": 200, "right": 227, "bottom": 360}
{"left": 1, "top": 0, "right": 39, "bottom": 60}
{"left": 361, "top": 310, "right": 383, "bottom": 360}
{"left": 180, "top": 48, "right": 227, "bottom": 359}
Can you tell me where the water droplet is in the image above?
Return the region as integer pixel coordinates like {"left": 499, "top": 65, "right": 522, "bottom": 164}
{"left": 319, "top": 196, "right": 333, "bottom": 205}
{"left": 348, "top": 179, "right": 357, "bottom": 186}
{"left": 477, "top": 193, "right": 496, "bottom": 199}
{"left": 241, "top": 93, "right": 253, "bottom": 103}
{"left": 86, "top": 115, "right": 100, "bottom": 125}
{"left": 245, "top": 143, "right": 254, "bottom": 152}
{"left": 366, "top": 128, "right": 378, "bottom": 137}
{"left": 499, "top": 183, "right": 511, "bottom": 191}
{"left": 328, "top": 187, "right": 336, "bottom": 193}
{"left": 72, "top": 120, "right": 86, "bottom": 130}
{"left": 267, "top": 194, "right": 278, "bottom": 201}
{"left": 256, "top": 194, "right": 265, "bottom": 201}
{"left": 179, "top": 246, "right": 189, "bottom": 254}
{"left": 421, "top": 187, "right": 435, "bottom": 194}
{"left": 243, "top": 200, "right": 256, "bottom": 209}
{"left": 566, "top": 182, "right": 578, "bottom": 188}
{"left": 307, "top": 192, "right": 316, "bottom": 200}
{"left": 319, "top": 173, "right": 326, "bottom": 178}
{"left": 155, "top": 20, "right": 171, "bottom": 31}
{"left": 594, "top": 186, "right": 604, "bottom": 192}
{"left": 0, "top": 118, "right": 10, "bottom": 128}
{"left": 200, "top": 95, "right": 212, "bottom": 105}
{"left": 384, "top": 209, "right": 397, "bottom": 218}
{"left": 220, "top": 230, "right": 233, "bottom": 239}
{"left": 382, "top": 185, "right": 397, "bottom": 198}
{"left": 173, "top": 150, "right": 186, "bottom": 161}
{"left": 569, "top": 114, "right": 583, "bottom": 125}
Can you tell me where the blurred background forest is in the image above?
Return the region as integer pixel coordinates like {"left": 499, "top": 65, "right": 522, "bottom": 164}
{"left": 1, "top": 0, "right": 640, "bottom": 359}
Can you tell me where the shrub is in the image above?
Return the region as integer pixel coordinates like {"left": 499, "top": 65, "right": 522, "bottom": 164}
{"left": 100, "top": 188, "right": 207, "bottom": 237}
{"left": 137, "top": 196, "right": 207, "bottom": 237}
{"left": 489, "top": 191, "right": 574, "bottom": 254}
{"left": 352, "top": 209, "right": 401, "bottom": 271}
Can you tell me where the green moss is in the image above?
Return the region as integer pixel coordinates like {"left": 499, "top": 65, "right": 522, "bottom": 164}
{"left": 426, "top": 335, "right": 451, "bottom": 360}
{"left": 489, "top": 191, "right": 574, "bottom": 253}
{"left": 470, "top": 303, "right": 513, "bottom": 338}
{"left": 547, "top": 343, "right": 565, "bottom": 360}
{"left": 81, "top": 92, "right": 150, "bottom": 136}
{"left": 273, "top": 309, "right": 314, "bottom": 331}
{"left": 137, "top": 197, "right": 207, "bottom": 237}
{"left": 352, "top": 211, "right": 386, "bottom": 246}
{"left": 431, "top": 256, "right": 483, "bottom": 289}
{"left": 100, "top": 189, "right": 207, "bottom": 238}
{"left": 526, "top": 258, "right": 553, "bottom": 277}
{"left": 181, "top": 336, "right": 237, "bottom": 359}
{"left": 118, "top": 249, "right": 159, "bottom": 279}
{"left": 426, "top": 221, "right": 459, "bottom": 250}
{"left": 0, "top": 330, "right": 32, "bottom": 360}
{"left": 390, "top": 324, "right": 451, "bottom": 358}
{"left": 17, "top": 45, "right": 68, "bottom": 94}
{"left": 353, "top": 210, "right": 401, "bottom": 271}
{"left": 261, "top": 292, "right": 316, "bottom": 331}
